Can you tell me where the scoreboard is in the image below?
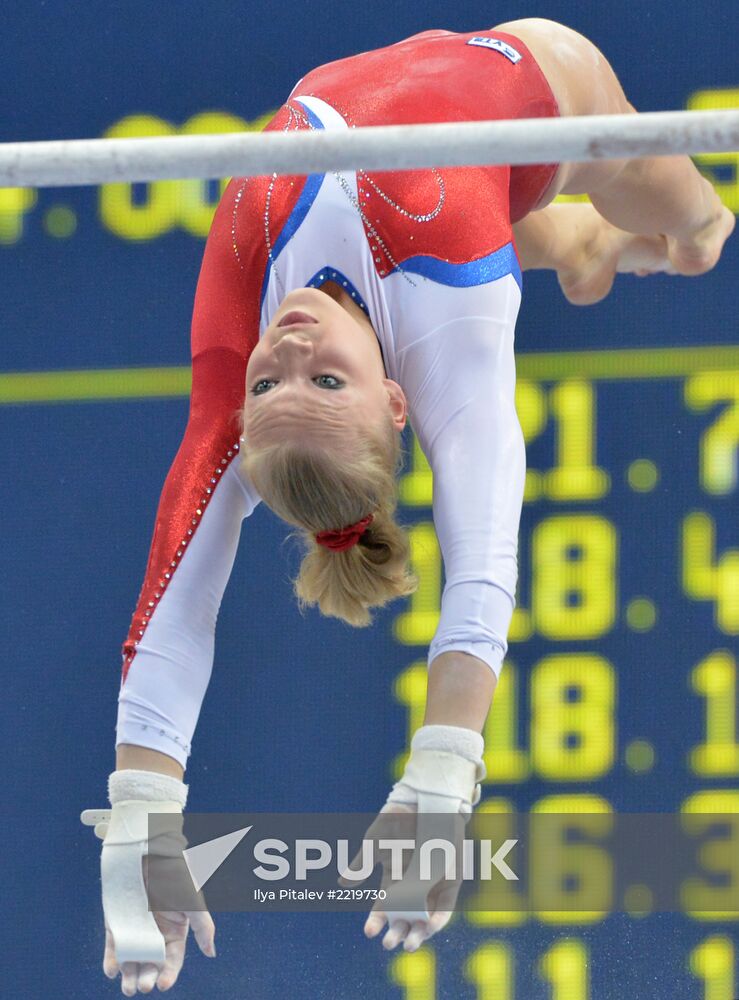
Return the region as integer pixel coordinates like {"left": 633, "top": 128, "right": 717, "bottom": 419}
{"left": 1, "top": 5, "right": 737, "bottom": 996}
{"left": 395, "top": 346, "right": 739, "bottom": 790}
{"left": 386, "top": 347, "right": 739, "bottom": 998}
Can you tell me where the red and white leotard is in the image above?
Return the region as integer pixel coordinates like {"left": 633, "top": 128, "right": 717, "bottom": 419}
{"left": 116, "top": 28, "right": 560, "bottom": 766}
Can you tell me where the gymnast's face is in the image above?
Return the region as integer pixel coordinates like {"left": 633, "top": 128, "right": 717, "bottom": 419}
{"left": 243, "top": 285, "right": 406, "bottom": 451}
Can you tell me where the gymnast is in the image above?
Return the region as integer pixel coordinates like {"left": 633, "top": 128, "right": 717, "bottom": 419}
{"left": 82, "top": 17, "right": 734, "bottom": 995}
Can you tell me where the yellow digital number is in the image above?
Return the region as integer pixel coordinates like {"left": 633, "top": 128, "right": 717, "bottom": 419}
{"left": 389, "top": 948, "right": 436, "bottom": 1000}
{"left": 688, "top": 90, "right": 739, "bottom": 214}
{"left": 393, "top": 659, "right": 534, "bottom": 783}
{"left": 683, "top": 512, "right": 739, "bottom": 634}
{"left": 398, "top": 434, "right": 433, "bottom": 507}
{"left": 532, "top": 794, "right": 613, "bottom": 925}
{"left": 531, "top": 654, "right": 616, "bottom": 780}
{"left": 396, "top": 493, "right": 618, "bottom": 646}
{"left": 544, "top": 381, "right": 610, "bottom": 501}
{"left": 539, "top": 938, "right": 591, "bottom": 1000}
{"left": 99, "top": 115, "right": 181, "bottom": 239}
{"left": 465, "top": 937, "right": 592, "bottom": 1000}
{"left": 685, "top": 371, "right": 739, "bottom": 496}
{"left": 518, "top": 379, "right": 609, "bottom": 502}
{"left": 690, "top": 651, "right": 739, "bottom": 776}
{"left": 532, "top": 516, "right": 617, "bottom": 640}
{"left": 394, "top": 653, "right": 617, "bottom": 783}
{"left": 681, "top": 790, "right": 739, "bottom": 921}
{"left": 0, "top": 186, "right": 38, "bottom": 244}
{"left": 99, "top": 110, "right": 276, "bottom": 240}
{"left": 466, "top": 798, "right": 527, "bottom": 927}
{"left": 689, "top": 935, "right": 736, "bottom": 1000}
{"left": 466, "top": 796, "right": 611, "bottom": 928}
{"left": 398, "top": 378, "right": 608, "bottom": 508}
{"left": 465, "top": 942, "right": 514, "bottom": 999}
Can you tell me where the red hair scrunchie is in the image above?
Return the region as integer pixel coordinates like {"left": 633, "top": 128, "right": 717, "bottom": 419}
{"left": 314, "top": 514, "right": 374, "bottom": 553}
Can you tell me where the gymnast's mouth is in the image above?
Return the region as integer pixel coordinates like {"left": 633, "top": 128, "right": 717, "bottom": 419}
{"left": 277, "top": 310, "right": 319, "bottom": 327}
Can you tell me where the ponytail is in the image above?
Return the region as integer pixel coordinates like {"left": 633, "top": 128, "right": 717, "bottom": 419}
{"left": 241, "top": 416, "right": 417, "bottom": 626}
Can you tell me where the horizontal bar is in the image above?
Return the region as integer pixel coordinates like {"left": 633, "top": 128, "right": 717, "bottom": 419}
{"left": 1, "top": 109, "right": 737, "bottom": 188}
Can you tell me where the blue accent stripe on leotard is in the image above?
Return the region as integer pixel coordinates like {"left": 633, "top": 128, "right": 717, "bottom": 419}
{"left": 293, "top": 99, "right": 325, "bottom": 131}
{"left": 305, "top": 266, "right": 370, "bottom": 314}
{"left": 394, "top": 241, "right": 522, "bottom": 292}
{"left": 306, "top": 266, "right": 386, "bottom": 367}
{"left": 259, "top": 100, "right": 327, "bottom": 310}
{"left": 271, "top": 173, "right": 325, "bottom": 261}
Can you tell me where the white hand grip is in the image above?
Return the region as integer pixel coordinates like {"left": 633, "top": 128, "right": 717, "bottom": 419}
{"left": 101, "top": 840, "right": 166, "bottom": 965}
{"left": 83, "top": 799, "right": 182, "bottom": 965}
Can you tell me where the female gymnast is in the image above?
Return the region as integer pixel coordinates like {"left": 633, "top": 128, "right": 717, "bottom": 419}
{"left": 82, "top": 17, "right": 734, "bottom": 995}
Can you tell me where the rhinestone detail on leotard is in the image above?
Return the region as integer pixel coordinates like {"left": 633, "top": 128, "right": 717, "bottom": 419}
{"left": 124, "top": 441, "right": 241, "bottom": 666}
{"left": 231, "top": 97, "right": 447, "bottom": 290}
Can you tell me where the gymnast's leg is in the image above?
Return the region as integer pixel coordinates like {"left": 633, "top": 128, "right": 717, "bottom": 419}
{"left": 495, "top": 17, "right": 735, "bottom": 275}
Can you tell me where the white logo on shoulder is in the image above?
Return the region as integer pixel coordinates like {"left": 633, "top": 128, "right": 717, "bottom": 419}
{"left": 467, "top": 36, "right": 522, "bottom": 64}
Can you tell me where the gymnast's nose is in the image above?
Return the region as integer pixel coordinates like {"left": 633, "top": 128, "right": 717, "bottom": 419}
{"left": 271, "top": 332, "right": 316, "bottom": 373}
{"left": 273, "top": 330, "right": 315, "bottom": 355}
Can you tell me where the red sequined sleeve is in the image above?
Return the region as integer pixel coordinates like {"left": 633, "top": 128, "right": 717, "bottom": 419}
{"left": 115, "top": 177, "right": 265, "bottom": 767}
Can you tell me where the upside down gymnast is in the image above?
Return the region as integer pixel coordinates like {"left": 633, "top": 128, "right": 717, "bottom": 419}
{"left": 81, "top": 17, "right": 734, "bottom": 995}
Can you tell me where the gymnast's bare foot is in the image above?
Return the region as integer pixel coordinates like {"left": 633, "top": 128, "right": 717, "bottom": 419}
{"left": 556, "top": 205, "right": 675, "bottom": 306}
{"left": 665, "top": 203, "right": 735, "bottom": 276}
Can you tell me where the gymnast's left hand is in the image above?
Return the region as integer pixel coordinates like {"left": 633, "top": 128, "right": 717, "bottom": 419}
{"left": 339, "top": 801, "right": 465, "bottom": 952}
{"left": 339, "top": 726, "right": 485, "bottom": 953}
{"left": 102, "top": 858, "right": 215, "bottom": 995}
{"left": 81, "top": 769, "right": 216, "bottom": 995}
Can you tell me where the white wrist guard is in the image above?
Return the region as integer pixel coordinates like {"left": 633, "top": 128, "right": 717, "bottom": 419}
{"left": 81, "top": 770, "right": 188, "bottom": 965}
{"left": 386, "top": 724, "right": 486, "bottom": 814}
{"left": 109, "top": 769, "right": 188, "bottom": 809}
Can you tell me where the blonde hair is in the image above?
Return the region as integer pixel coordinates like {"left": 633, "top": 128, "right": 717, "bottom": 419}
{"left": 241, "top": 416, "right": 417, "bottom": 626}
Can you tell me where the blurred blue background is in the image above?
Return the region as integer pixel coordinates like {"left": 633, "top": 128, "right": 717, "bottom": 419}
{"left": 1, "top": 2, "right": 737, "bottom": 998}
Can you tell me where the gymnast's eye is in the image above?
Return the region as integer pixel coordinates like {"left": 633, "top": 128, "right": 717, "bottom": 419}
{"left": 251, "top": 378, "right": 277, "bottom": 395}
{"left": 250, "top": 375, "right": 343, "bottom": 395}
{"left": 313, "top": 374, "right": 343, "bottom": 389}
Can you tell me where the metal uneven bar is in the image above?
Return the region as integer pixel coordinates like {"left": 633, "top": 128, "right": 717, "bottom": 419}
{"left": 1, "top": 109, "right": 737, "bottom": 188}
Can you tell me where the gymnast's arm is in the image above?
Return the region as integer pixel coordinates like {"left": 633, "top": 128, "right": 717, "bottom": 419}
{"left": 409, "top": 205, "right": 676, "bottom": 735}
{"left": 398, "top": 276, "right": 526, "bottom": 733}
{"left": 116, "top": 180, "right": 262, "bottom": 778}
{"left": 405, "top": 206, "right": 673, "bottom": 736}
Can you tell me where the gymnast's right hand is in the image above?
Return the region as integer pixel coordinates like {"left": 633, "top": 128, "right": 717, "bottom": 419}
{"left": 81, "top": 769, "right": 216, "bottom": 995}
